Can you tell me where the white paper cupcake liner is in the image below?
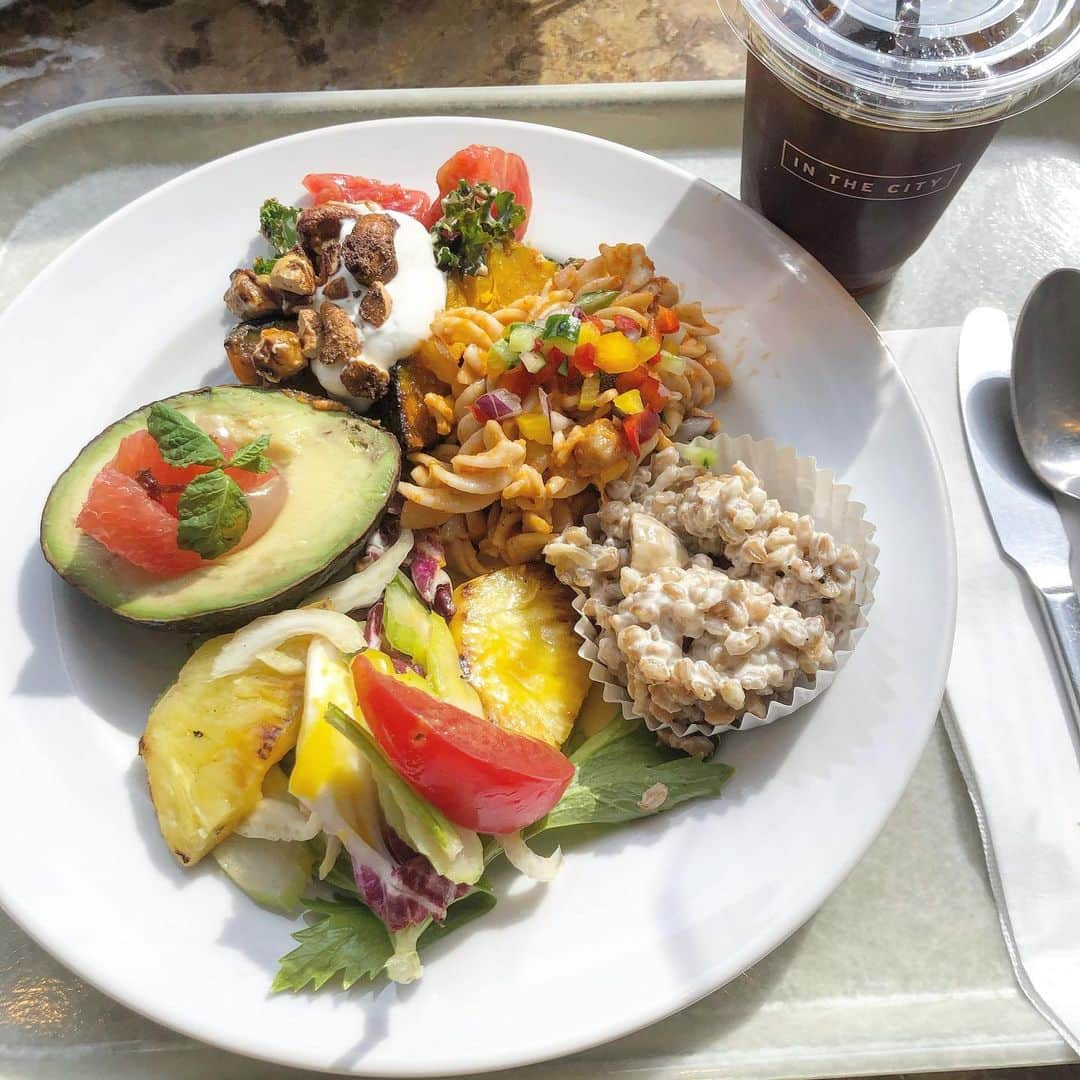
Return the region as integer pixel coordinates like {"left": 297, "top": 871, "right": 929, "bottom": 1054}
{"left": 568, "top": 433, "right": 878, "bottom": 741}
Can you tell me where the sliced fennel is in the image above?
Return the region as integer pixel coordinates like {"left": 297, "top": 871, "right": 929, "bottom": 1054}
{"left": 213, "top": 834, "right": 314, "bottom": 914}
{"left": 254, "top": 648, "right": 308, "bottom": 676}
{"left": 385, "top": 922, "right": 428, "bottom": 984}
{"left": 306, "top": 528, "right": 414, "bottom": 613}
{"left": 211, "top": 609, "right": 366, "bottom": 679}
{"left": 325, "top": 704, "right": 483, "bottom": 886}
{"left": 236, "top": 765, "right": 320, "bottom": 842}
{"left": 498, "top": 830, "right": 563, "bottom": 882}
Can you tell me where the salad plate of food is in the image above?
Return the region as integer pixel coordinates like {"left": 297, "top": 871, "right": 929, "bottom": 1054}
{"left": 0, "top": 116, "right": 953, "bottom": 1075}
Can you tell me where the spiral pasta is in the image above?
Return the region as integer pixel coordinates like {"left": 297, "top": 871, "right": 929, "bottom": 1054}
{"left": 401, "top": 243, "right": 733, "bottom": 573}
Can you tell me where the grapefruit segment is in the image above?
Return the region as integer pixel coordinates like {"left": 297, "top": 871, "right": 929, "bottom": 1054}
{"left": 76, "top": 465, "right": 204, "bottom": 577}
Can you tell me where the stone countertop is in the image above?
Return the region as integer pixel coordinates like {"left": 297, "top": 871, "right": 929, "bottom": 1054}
{"left": 0, "top": 0, "right": 745, "bottom": 132}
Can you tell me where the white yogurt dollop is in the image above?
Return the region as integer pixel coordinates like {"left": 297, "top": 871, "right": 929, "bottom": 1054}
{"left": 311, "top": 208, "right": 445, "bottom": 410}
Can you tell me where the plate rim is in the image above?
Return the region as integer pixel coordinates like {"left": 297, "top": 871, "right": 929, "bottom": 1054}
{"left": 0, "top": 113, "right": 958, "bottom": 1076}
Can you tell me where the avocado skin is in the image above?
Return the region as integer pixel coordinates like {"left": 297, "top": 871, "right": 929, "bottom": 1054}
{"left": 40, "top": 387, "right": 400, "bottom": 634}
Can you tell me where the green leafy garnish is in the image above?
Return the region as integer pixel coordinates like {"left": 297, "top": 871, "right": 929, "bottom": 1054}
{"left": 430, "top": 180, "right": 527, "bottom": 275}
{"left": 544, "top": 715, "right": 734, "bottom": 831}
{"left": 176, "top": 470, "right": 251, "bottom": 560}
{"left": 146, "top": 403, "right": 224, "bottom": 469}
{"left": 228, "top": 434, "right": 272, "bottom": 474}
{"left": 418, "top": 877, "right": 496, "bottom": 945}
{"left": 252, "top": 256, "right": 277, "bottom": 276}
{"left": 259, "top": 198, "right": 300, "bottom": 255}
{"left": 273, "top": 882, "right": 497, "bottom": 993}
{"left": 272, "top": 898, "right": 392, "bottom": 993}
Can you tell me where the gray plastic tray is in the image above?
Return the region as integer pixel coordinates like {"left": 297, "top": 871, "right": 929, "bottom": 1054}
{"left": 1, "top": 81, "right": 1078, "bottom": 1080}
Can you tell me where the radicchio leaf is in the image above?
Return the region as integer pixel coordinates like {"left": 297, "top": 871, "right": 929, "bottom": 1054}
{"left": 363, "top": 600, "right": 384, "bottom": 650}
{"left": 407, "top": 530, "right": 455, "bottom": 616}
{"left": 352, "top": 830, "right": 468, "bottom": 933}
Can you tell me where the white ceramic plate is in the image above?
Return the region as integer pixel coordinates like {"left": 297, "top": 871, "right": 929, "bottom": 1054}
{"left": 0, "top": 117, "right": 955, "bottom": 1076}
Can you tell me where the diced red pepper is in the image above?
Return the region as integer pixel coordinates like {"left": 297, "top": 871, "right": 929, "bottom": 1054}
{"left": 500, "top": 365, "right": 535, "bottom": 400}
{"left": 622, "top": 409, "right": 660, "bottom": 456}
{"left": 641, "top": 375, "right": 670, "bottom": 412}
{"left": 615, "top": 368, "right": 646, "bottom": 393}
{"left": 571, "top": 342, "right": 598, "bottom": 375}
{"left": 654, "top": 306, "right": 680, "bottom": 335}
{"left": 613, "top": 314, "right": 640, "bottom": 336}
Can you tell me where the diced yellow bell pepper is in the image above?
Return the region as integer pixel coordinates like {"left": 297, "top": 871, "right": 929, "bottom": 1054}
{"left": 635, "top": 336, "right": 661, "bottom": 363}
{"left": 577, "top": 322, "right": 602, "bottom": 348}
{"left": 595, "top": 331, "right": 640, "bottom": 374}
{"left": 516, "top": 412, "right": 553, "bottom": 445}
{"left": 486, "top": 348, "right": 509, "bottom": 379}
{"left": 613, "top": 389, "right": 645, "bottom": 415}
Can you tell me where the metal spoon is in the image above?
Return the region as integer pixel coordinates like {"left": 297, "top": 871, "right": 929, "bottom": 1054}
{"left": 1011, "top": 267, "right": 1080, "bottom": 499}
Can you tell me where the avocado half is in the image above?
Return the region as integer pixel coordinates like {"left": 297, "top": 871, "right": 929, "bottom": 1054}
{"left": 40, "top": 386, "right": 400, "bottom": 632}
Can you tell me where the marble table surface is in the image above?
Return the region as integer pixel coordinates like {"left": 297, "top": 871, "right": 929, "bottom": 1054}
{"left": 1, "top": 3, "right": 1078, "bottom": 1079}
{"left": 0, "top": 0, "right": 745, "bottom": 132}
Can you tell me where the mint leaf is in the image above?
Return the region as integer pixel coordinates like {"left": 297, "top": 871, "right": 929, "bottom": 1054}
{"left": 252, "top": 256, "right": 277, "bottom": 276}
{"left": 259, "top": 198, "right": 300, "bottom": 255}
{"left": 146, "top": 403, "right": 224, "bottom": 468}
{"left": 228, "top": 434, "right": 272, "bottom": 474}
{"left": 273, "top": 898, "right": 392, "bottom": 993}
{"left": 176, "top": 470, "right": 250, "bottom": 559}
{"left": 544, "top": 716, "right": 734, "bottom": 831}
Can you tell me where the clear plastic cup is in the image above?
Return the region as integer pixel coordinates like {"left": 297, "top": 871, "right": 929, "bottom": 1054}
{"left": 719, "top": 0, "right": 1080, "bottom": 294}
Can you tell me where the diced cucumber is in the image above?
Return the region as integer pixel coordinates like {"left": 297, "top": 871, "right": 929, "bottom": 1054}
{"left": 508, "top": 324, "right": 538, "bottom": 356}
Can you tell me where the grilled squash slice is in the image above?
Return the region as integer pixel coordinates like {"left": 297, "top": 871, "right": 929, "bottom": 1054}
{"left": 451, "top": 565, "right": 590, "bottom": 748}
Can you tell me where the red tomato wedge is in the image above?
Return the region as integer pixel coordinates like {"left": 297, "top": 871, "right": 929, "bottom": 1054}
{"left": 113, "top": 430, "right": 272, "bottom": 516}
{"left": 422, "top": 145, "right": 532, "bottom": 236}
{"left": 77, "top": 466, "right": 204, "bottom": 577}
{"left": 352, "top": 655, "right": 574, "bottom": 834}
{"left": 302, "top": 174, "right": 432, "bottom": 221}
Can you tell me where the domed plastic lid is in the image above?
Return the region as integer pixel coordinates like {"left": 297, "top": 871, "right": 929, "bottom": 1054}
{"left": 720, "top": 0, "right": 1080, "bottom": 127}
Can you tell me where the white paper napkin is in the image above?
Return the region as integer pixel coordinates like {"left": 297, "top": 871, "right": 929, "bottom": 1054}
{"left": 885, "top": 327, "right": 1080, "bottom": 1054}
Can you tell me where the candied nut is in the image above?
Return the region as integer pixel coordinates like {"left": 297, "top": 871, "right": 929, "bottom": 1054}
{"left": 296, "top": 203, "right": 356, "bottom": 245}
{"left": 341, "top": 213, "right": 398, "bottom": 285}
{"left": 318, "top": 300, "right": 362, "bottom": 366}
{"left": 252, "top": 328, "right": 306, "bottom": 383}
{"left": 269, "top": 248, "right": 316, "bottom": 297}
{"left": 313, "top": 241, "right": 341, "bottom": 285}
{"left": 223, "top": 268, "right": 279, "bottom": 319}
{"left": 296, "top": 308, "right": 321, "bottom": 359}
{"left": 340, "top": 357, "right": 390, "bottom": 400}
{"left": 322, "top": 275, "right": 349, "bottom": 301}
{"left": 359, "top": 282, "right": 392, "bottom": 327}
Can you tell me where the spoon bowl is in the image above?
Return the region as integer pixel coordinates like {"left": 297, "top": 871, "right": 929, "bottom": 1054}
{"left": 1012, "top": 266, "right": 1080, "bottom": 500}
